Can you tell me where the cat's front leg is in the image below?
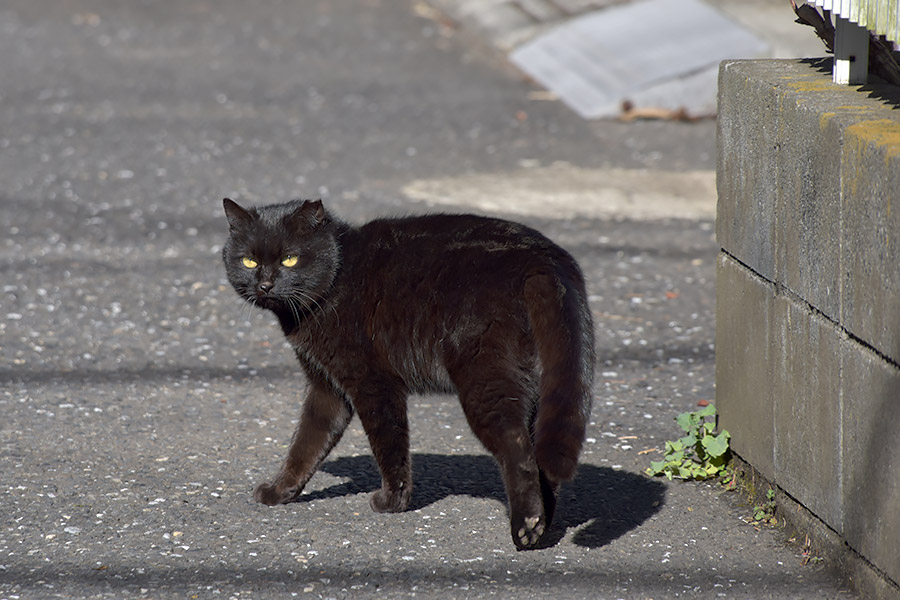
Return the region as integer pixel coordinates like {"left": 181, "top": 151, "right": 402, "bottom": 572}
{"left": 352, "top": 381, "right": 413, "bottom": 513}
{"left": 255, "top": 376, "right": 353, "bottom": 505}
{"left": 254, "top": 480, "right": 300, "bottom": 505}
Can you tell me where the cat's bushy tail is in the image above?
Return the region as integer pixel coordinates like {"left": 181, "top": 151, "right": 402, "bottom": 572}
{"left": 525, "top": 267, "right": 595, "bottom": 483}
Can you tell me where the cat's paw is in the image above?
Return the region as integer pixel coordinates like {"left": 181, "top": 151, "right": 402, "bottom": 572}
{"left": 512, "top": 514, "right": 546, "bottom": 550}
{"left": 254, "top": 482, "right": 298, "bottom": 505}
{"left": 369, "top": 486, "right": 411, "bottom": 513}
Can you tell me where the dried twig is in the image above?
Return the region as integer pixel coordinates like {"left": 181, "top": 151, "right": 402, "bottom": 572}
{"left": 618, "top": 100, "right": 703, "bottom": 122}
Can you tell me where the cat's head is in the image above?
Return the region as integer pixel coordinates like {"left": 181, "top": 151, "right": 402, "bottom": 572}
{"left": 222, "top": 198, "right": 341, "bottom": 317}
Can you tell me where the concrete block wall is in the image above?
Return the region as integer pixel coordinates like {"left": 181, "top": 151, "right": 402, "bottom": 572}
{"left": 716, "top": 58, "right": 900, "bottom": 595}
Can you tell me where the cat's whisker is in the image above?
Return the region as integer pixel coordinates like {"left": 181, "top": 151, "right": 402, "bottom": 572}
{"left": 297, "top": 289, "right": 337, "bottom": 329}
{"left": 281, "top": 293, "right": 306, "bottom": 325}
{"left": 300, "top": 291, "right": 325, "bottom": 317}
{"left": 238, "top": 295, "right": 256, "bottom": 323}
{"left": 286, "top": 296, "right": 303, "bottom": 328}
{"left": 311, "top": 290, "right": 339, "bottom": 325}
{"left": 288, "top": 291, "right": 325, "bottom": 329}
{"left": 289, "top": 290, "right": 315, "bottom": 312}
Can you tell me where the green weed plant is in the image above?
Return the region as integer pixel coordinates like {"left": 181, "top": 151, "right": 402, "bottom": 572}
{"left": 646, "top": 404, "right": 731, "bottom": 481}
{"left": 753, "top": 488, "right": 777, "bottom": 524}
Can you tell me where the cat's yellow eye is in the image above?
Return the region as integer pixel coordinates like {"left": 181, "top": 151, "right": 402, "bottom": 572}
{"left": 241, "top": 257, "right": 258, "bottom": 269}
{"left": 281, "top": 255, "right": 299, "bottom": 268}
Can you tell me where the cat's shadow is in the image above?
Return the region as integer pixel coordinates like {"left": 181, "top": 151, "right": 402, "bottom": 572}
{"left": 296, "top": 453, "right": 666, "bottom": 549}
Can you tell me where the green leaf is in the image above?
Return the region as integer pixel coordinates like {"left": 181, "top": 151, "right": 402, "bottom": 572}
{"left": 708, "top": 454, "right": 727, "bottom": 468}
{"left": 675, "top": 410, "right": 699, "bottom": 433}
{"left": 696, "top": 403, "right": 717, "bottom": 419}
{"left": 678, "top": 435, "right": 696, "bottom": 449}
{"left": 666, "top": 439, "right": 685, "bottom": 454}
{"left": 648, "top": 460, "right": 666, "bottom": 474}
{"left": 701, "top": 432, "right": 730, "bottom": 458}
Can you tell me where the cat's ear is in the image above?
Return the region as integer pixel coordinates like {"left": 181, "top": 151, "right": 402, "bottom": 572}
{"left": 307, "top": 200, "right": 325, "bottom": 226}
{"left": 292, "top": 199, "right": 326, "bottom": 229}
{"left": 223, "top": 198, "right": 253, "bottom": 231}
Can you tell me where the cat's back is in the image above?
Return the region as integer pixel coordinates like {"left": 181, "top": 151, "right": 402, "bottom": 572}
{"left": 358, "top": 212, "right": 562, "bottom": 260}
{"left": 330, "top": 211, "right": 590, "bottom": 394}
{"left": 345, "top": 212, "right": 583, "bottom": 303}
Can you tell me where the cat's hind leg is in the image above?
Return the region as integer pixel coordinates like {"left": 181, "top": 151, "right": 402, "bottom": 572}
{"left": 539, "top": 468, "right": 560, "bottom": 529}
{"left": 452, "top": 368, "right": 547, "bottom": 550}
{"left": 255, "top": 375, "right": 353, "bottom": 505}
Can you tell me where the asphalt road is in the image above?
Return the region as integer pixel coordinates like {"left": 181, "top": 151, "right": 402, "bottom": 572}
{"left": 1, "top": 1, "right": 854, "bottom": 598}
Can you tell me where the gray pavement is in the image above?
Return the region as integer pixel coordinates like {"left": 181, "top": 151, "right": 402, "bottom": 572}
{"left": 0, "top": 0, "right": 854, "bottom": 598}
{"left": 427, "top": 0, "right": 826, "bottom": 56}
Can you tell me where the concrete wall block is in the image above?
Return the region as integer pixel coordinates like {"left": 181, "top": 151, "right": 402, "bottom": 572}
{"left": 715, "top": 252, "right": 775, "bottom": 480}
{"left": 841, "top": 341, "right": 900, "bottom": 585}
{"left": 773, "top": 93, "right": 842, "bottom": 321}
{"left": 840, "top": 119, "right": 900, "bottom": 365}
{"left": 772, "top": 295, "right": 843, "bottom": 530}
{"left": 716, "top": 61, "right": 778, "bottom": 281}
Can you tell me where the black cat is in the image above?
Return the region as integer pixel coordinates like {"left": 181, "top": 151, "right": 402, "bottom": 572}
{"left": 222, "top": 198, "right": 594, "bottom": 549}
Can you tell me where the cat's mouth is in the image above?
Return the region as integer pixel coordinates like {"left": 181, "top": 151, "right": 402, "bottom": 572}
{"left": 251, "top": 292, "right": 282, "bottom": 311}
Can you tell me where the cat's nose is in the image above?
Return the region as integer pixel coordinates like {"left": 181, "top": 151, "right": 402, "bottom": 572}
{"left": 258, "top": 281, "right": 274, "bottom": 294}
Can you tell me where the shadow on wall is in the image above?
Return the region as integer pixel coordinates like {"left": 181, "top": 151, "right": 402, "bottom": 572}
{"left": 799, "top": 56, "right": 900, "bottom": 108}
{"left": 296, "top": 453, "right": 666, "bottom": 549}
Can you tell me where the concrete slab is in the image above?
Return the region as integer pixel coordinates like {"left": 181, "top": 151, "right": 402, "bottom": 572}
{"left": 772, "top": 295, "right": 844, "bottom": 531}
{"left": 716, "top": 60, "right": 780, "bottom": 281}
{"left": 840, "top": 117, "right": 900, "bottom": 365}
{"left": 509, "top": 0, "right": 768, "bottom": 118}
{"left": 774, "top": 85, "right": 844, "bottom": 322}
{"left": 715, "top": 253, "right": 776, "bottom": 481}
{"left": 842, "top": 342, "right": 900, "bottom": 586}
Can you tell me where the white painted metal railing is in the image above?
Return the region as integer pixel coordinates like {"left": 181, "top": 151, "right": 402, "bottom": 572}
{"left": 811, "top": 0, "right": 900, "bottom": 41}
{"left": 809, "top": 0, "right": 900, "bottom": 83}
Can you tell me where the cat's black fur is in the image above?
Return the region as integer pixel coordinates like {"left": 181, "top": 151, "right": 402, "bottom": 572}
{"left": 222, "top": 198, "right": 594, "bottom": 549}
